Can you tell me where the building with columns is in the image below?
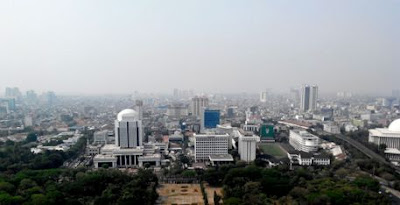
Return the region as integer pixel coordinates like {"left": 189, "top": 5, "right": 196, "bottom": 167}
{"left": 369, "top": 119, "right": 400, "bottom": 148}
{"left": 94, "top": 109, "right": 161, "bottom": 168}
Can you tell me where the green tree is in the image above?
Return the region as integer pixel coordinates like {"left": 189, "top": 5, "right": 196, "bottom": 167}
{"left": 213, "top": 191, "right": 221, "bottom": 205}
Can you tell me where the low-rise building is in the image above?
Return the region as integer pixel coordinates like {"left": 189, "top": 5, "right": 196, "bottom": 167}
{"left": 209, "top": 154, "right": 234, "bottom": 166}
{"left": 287, "top": 152, "right": 330, "bottom": 166}
{"left": 323, "top": 123, "right": 340, "bottom": 134}
{"left": 289, "top": 130, "right": 320, "bottom": 153}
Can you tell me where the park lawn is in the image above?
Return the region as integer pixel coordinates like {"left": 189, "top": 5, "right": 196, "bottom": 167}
{"left": 259, "top": 144, "right": 287, "bottom": 157}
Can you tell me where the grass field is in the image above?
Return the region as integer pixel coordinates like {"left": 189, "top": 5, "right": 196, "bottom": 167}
{"left": 259, "top": 143, "right": 287, "bottom": 158}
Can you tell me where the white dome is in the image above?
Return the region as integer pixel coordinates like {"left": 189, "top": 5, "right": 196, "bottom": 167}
{"left": 117, "top": 109, "right": 138, "bottom": 121}
{"left": 388, "top": 119, "right": 400, "bottom": 132}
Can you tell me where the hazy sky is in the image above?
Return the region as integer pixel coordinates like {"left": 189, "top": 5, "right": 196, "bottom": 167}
{"left": 0, "top": 1, "right": 399, "bottom": 95}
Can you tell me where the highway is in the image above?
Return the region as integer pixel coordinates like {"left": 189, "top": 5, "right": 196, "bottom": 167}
{"left": 316, "top": 130, "right": 400, "bottom": 173}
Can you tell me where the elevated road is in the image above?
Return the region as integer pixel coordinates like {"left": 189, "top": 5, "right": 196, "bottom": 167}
{"left": 316, "top": 131, "right": 400, "bottom": 171}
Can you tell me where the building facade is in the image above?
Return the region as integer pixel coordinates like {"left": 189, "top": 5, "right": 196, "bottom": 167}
{"left": 369, "top": 119, "right": 400, "bottom": 149}
{"left": 93, "top": 109, "right": 161, "bottom": 169}
{"left": 300, "top": 85, "right": 318, "bottom": 112}
{"left": 194, "top": 133, "right": 229, "bottom": 162}
{"left": 260, "top": 91, "right": 267, "bottom": 103}
{"left": 289, "top": 130, "right": 320, "bottom": 153}
{"left": 203, "top": 109, "right": 220, "bottom": 129}
{"left": 115, "top": 109, "right": 143, "bottom": 148}
{"left": 238, "top": 133, "right": 259, "bottom": 162}
{"left": 191, "top": 96, "right": 209, "bottom": 117}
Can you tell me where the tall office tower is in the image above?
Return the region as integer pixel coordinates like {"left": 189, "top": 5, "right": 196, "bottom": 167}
{"left": 260, "top": 91, "right": 267, "bottom": 103}
{"left": 300, "top": 85, "right": 318, "bottom": 112}
{"left": 135, "top": 100, "right": 143, "bottom": 120}
{"left": 191, "top": 96, "right": 209, "bottom": 116}
{"left": 26, "top": 90, "right": 38, "bottom": 103}
{"left": 46, "top": 91, "right": 57, "bottom": 105}
{"left": 393, "top": 90, "right": 400, "bottom": 99}
{"left": 115, "top": 109, "right": 143, "bottom": 148}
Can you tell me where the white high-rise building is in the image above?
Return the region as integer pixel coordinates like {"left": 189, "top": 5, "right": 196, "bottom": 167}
{"left": 194, "top": 133, "right": 229, "bottom": 162}
{"left": 300, "top": 85, "right": 318, "bottom": 112}
{"left": 115, "top": 109, "right": 143, "bottom": 148}
{"left": 260, "top": 91, "right": 267, "bottom": 103}
{"left": 289, "top": 130, "right": 320, "bottom": 153}
{"left": 93, "top": 109, "right": 162, "bottom": 169}
{"left": 191, "top": 96, "right": 209, "bottom": 117}
{"left": 238, "top": 131, "right": 260, "bottom": 162}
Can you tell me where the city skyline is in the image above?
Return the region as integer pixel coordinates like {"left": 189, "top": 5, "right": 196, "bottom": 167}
{"left": 1, "top": 1, "right": 399, "bottom": 95}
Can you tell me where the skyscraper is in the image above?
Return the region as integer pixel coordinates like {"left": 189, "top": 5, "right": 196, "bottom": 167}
{"left": 115, "top": 109, "right": 143, "bottom": 148}
{"left": 191, "top": 96, "right": 209, "bottom": 116}
{"left": 260, "top": 91, "right": 267, "bottom": 103}
{"left": 300, "top": 85, "right": 318, "bottom": 112}
{"left": 135, "top": 100, "right": 143, "bottom": 120}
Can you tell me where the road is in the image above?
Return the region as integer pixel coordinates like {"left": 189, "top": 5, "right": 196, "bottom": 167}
{"left": 317, "top": 131, "right": 396, "bottom": 168}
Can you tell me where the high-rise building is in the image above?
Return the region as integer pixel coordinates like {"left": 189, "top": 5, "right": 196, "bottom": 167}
{"left": 191, "top": 96, "right": 209, "bottom": 116}
{"left": 260, "top": 91, "right": 267, "bottom": 103}
{"left": 46, "top": 91, "right": 57, "bottom": 105}
{"left": 26, "top": 90, "right": 38, "bottom": 103}
{"left": 300, "top": 85, "right": 318, "bottom": 112}
{"left": 115, "top": 109, "right": 143, "bottom": 148}
{"left": 226, "top": 107, "right": 235, "bottom": 118}
{"left": 5, "top": 87, "right": 21, "bottom": 98}
{"left": 238, "top": 132, "right": 259, "bottom": 162}
{"left": 135, "top": 100, "right": 143, "bottom": 120}
{"left": 194, "top": 133, "right": 229, "bottom": 162}
{"left": 203, "top": 109, "right": 220, "bottom": 129}
{"left": 167, "top": 103, "right": 188, "bottom": 117}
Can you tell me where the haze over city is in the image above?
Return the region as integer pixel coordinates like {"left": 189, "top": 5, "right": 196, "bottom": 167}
{"left": 1, "top": 0, "right": 399, "bottom": 95}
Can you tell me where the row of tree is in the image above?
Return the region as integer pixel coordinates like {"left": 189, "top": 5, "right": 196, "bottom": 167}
{"left": 0, "top": 168, "right": 158, "bottom": 204}
{"left": 202, "top": 164, "right": 389, "bottom": 205}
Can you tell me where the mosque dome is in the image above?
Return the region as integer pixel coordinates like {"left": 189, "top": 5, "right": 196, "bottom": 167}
{"left": 388, "top": 119, "right": 400, "bottom": 132}
{"left": 117, "top": 109, "right": 138, "bottom": 121}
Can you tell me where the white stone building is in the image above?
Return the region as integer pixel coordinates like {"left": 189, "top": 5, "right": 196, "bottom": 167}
{"left": 238, "top": 132, "right": 260, "bottom": 162}
{"left": 289, "top": 130, "right": 320, "bottom": 153}
{"left": 93, "top": 109, "right": 161, "bottom": 169}
{"left": 194, "top": 133, "right": 229, "bottom": 162}
{"left": 369, "top": 119, "right": 400, "bottom": 149}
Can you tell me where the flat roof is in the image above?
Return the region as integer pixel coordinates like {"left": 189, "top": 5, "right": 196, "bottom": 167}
{"left": 385, "top": 148, "right": 400, "bottom": 155}
{"left": 209, "top": 154, "right": 234, "bottom": 161}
